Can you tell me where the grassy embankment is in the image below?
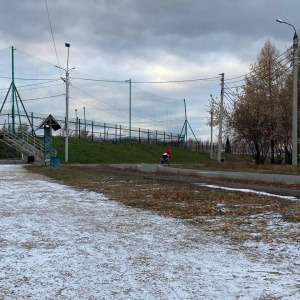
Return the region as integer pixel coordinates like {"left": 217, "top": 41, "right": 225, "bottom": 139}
{"left": 2, "top": 136, "right": 300, "bottom": 174}
{"left": 51, "top": 137, "right": 209, "bottom": 164}
{"left": 0, "top": 142, "right": 22, "bottom": 159}
{"left": 50, "top": 137, "right": 300, "bottom": 174}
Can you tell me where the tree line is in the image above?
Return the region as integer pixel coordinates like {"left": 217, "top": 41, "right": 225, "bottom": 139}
{"left": 212, "top": 40, "right": 299, "bottom": 164}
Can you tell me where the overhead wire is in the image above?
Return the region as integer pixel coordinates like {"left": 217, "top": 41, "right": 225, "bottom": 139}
{"left": 14, "top": 48, "right": 59, "bottom": 69}
{"left": 70, "top": 84, "right": 168, "bottom": 123}
{"left": 44, "top": 0, "right": 62, "bottom": 77}
{"left": 18, "top": 82, "right": 65, "bottom": 92}
{"left": 225, "top": 55, "right": 292, "bottom": 93}
{"left": 224, "top": 47, "right": 292, "bottom": 85}
{"left": 70, "top": 76, "right": 220, "bottom": 84}
{"left": 21, "top": 94, "right": 65, "bottom": 102}
{"left": 69, "top": 94, "right": 170, "bottom": 124}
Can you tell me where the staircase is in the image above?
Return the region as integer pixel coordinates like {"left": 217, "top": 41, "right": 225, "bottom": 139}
{"left": 0, "top": 129, "right": 56, "bottom": 163}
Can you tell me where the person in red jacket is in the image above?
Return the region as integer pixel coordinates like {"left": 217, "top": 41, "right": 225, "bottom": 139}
{"left": 165, "top": 146, "right": 172, "bottom": 161}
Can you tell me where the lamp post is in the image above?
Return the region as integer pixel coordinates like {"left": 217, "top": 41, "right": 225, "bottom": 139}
{"left": 276, "top": 19, "right": 298, "bottom": 166}
{"left": 54, "top": 43, "right": 74, "bottom": 162}
{"left": 65, "top": 43, "right": 70, "bottom": 163}
{"left": 218, "top": 73, "right": 224, "bottom": 162}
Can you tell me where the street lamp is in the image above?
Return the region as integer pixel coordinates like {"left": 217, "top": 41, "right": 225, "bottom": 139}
{"left": 65, "top": 43, "right": 70, "bottom": 163}
{"left": 54, "top": 43, "right": 74, "bottom": 162}
{"left": 276, "top": 19, "right": 298, "bottom": 166}
{"left": 218, "top": 73, "right": 224, "bottom": 162}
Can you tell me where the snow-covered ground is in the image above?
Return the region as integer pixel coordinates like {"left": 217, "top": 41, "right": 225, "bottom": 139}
{"left": 0, "top": 165, "right": 299, "bottom": 300}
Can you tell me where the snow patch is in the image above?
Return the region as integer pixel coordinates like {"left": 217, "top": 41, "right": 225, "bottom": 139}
{"left": 1, "top": 165, "right": 299, "bottom": 299}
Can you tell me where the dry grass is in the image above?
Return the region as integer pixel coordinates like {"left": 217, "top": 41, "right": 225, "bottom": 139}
{"left": 25, "top": 164, "right": 300, "bottom": 244}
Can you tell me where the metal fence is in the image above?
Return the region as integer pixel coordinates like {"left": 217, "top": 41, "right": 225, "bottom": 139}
{"left": 0, "top": 111, "right": 185, "bottom": 148}
{"left": 193, "top": 141, "right": 253, "bottom": 155}
{"left": 1, "top": 111, "right": 256, "bottom": 156}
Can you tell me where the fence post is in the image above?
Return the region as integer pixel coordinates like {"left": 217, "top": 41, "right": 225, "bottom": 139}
{"left": 79, "top": 118, "right": 81, "bottom": 139}
{"left": 139, "top": 128, "right": 141, "bottom": 144}
{"left": 92, "top": 121, "right": 94, "bottom": 141}
{"left": 31, "top": 112, "right": 34, "bottom": 135}
{"left": 104, "top": 123, "right": 106, "bottom": 141}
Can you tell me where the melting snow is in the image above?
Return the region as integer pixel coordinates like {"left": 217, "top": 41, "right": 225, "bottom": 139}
{"left": 0, "top": 165, "right": 299, "bottom": 299}
{"left": 198, "top": 183, "right": 299, "bottom": 201}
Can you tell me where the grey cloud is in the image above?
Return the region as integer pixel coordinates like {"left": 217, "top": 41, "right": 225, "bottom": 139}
{"left": 0, "top": 0, "right": 299, "bottom": 139}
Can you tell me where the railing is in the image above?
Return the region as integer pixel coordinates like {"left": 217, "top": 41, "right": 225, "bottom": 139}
{"left": 1, "top": 128, "right": 56, "bottom": 160}
{"left": 0, "top": 112, "right": 185, "bottom": 148}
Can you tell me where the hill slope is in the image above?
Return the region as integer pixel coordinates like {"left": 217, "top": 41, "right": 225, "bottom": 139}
{"left": 52, "top": 137, "right": 208, "bottom": 164}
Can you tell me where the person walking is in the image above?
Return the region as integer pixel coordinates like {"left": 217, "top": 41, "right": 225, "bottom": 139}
{"left": 165, "top": 146, "right": 172, "bottom": 161}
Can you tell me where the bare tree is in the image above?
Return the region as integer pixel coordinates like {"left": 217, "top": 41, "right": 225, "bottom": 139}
{"left": 226, "top": 41, "right": 291, "bottom": 164}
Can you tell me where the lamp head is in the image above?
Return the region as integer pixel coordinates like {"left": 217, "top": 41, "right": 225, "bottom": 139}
{"left": 65, "top": 43, "right": 70, "bottom": 48}
{"left": 276, "top": 19, "right": 283, "bottom": 23}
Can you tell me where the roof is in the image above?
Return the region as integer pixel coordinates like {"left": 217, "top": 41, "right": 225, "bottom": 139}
{"left": 37, "top": 114, "right": 61, "bottom": 131}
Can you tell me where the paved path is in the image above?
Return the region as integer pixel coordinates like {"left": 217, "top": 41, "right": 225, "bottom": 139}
{"left": 112, "top": 163, "right": 300, "bottom": 185}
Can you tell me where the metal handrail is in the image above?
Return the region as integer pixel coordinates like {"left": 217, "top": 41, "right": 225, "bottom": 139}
{"left": 2, "top": 128, "right": 57, "bottom": 158}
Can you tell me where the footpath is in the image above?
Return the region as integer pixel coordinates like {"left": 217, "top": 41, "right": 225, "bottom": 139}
{"left": 112, "top": 163, "right": 300, "bottom": 198}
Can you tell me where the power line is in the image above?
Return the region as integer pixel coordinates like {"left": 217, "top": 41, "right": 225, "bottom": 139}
{"left": 21, "top": 94, "right": 65, "bottom": 102}
{"left": 14, "top": 48, "right": 58, "bottom": 68}
{"left": 131, "top": 77, "right": 220, "bottom": 83}
{"left": 69, "top": 94, "right": 170, "bottom": 124}
{"left": 0, "top": 75, "right": 61, "bottom": 81}
{"left": 18, "top": 82, "right": 65, "bottom": 92}
{"left": 225, "top": 58, "right": 292, "bottom": 92}
{"left": 0, "top": 46, "right": 11, "bottom": 52}
{"left": 0, "top": 79, "right": 63, "bottom": 94}
{"left": 44, "top": 0, "right": 62, "bottom": 77}
{"left": 71, "top": 76, "right": 220, "bottom": 84}
{"left": 71, "top": 84, "right": 130, "bottom": 114}
{"left": 70, "top": 83, "right": 182, "bottom": 124}
{"left": 224, "top": 47, "right": 292, "bottom": 84}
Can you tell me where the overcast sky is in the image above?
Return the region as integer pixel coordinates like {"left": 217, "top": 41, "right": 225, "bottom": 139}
{"left": 0, "top": 0, "right": 299, "bottom": 140}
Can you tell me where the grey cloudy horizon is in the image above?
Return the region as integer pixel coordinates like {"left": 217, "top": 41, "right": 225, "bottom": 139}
{"left": 0, "top": 0, "right": 299, "bottom": 140}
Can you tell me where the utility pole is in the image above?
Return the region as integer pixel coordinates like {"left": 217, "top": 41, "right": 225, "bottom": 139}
{"left": 210, "top": 107, "right": 213, "bottom": 159}
{"left": 218, "top": 73, "right": 224, "bottom": 162}
{"left": 65, "top": 43, "right": 70, "bottom": 163}
{"left": 276, "top": 19, "right": 298, "bottom": 165}
{"left": 292, "top": 31, "right": 298, "bottom": 166}
{"left": 125, "top": 79, "right": 132, "bottom": 143}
